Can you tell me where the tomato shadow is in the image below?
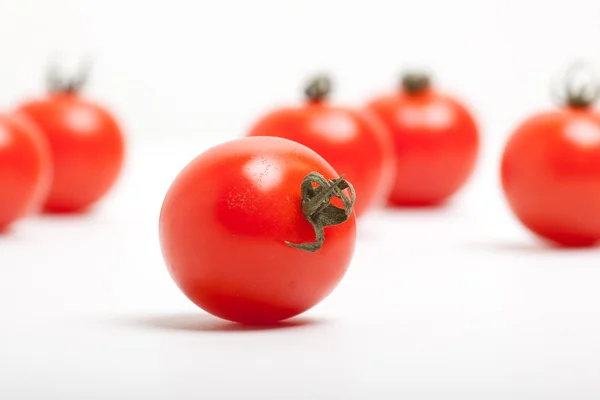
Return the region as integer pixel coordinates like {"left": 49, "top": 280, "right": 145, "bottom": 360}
{"left": 387, "top": 203, "right": 448, "bottom": 212}
{"left": 382, "top": 200, "right": 463, "bottom": 218}
{"left": 385, "top": 198, "right": 451, "bottom": 212}
{"left": 36, "top": 207, "right": 111, "bottom": 226}
{"left": 466, "top": 240, "right": 599, "bottom": 254}
{"left": 358, "top": 203, "right": 462, "bottom": 243}
{"left": 121, "top": 313, "right": 326, "bottom": 333}
{"left": 40, "top": 207, "right": 93, "bottom": 218}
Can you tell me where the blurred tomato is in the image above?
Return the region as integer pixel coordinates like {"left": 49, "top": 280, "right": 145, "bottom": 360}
{"left": 247, "top": 75, "right": 394, "bottom": 217}
{"left": 0, "top": 114, "right": 51, "bottom": 230}
{"left": 366, "top": 72, "right": 479, "bottom": 206}
{"left": 501, "top": 66, "right": 600, "bottom": 246}
{"left": 16, "top": 67, "right": 125, "bottom": 213}
{"left": 160, "top": 137, "right": 356, "bottom": 324}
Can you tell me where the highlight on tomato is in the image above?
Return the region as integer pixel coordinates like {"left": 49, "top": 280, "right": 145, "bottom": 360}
{"left": 247, "top": 75, "right": 394, "bottom": 217}
{"left": 0, "top": 113, "right": 51, "bottom": 231}
{"left": 159, "top": 136, "right": 357, "bottom": 324}
{"left": 366, "top": 70, "right": 480, "bottom": 207}
{"left": 16, "top": 63, "right": 125, "bottom": 213}
{"left": 501, "top": 63, "right": 600, "bottom": 247}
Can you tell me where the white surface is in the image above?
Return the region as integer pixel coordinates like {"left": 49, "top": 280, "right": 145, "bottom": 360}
{"left": 1, "top": 0, "right": 600, "bottom": 148}
{"left": 2, "top": 140, "right": 600, "bottom": 399}
{"left": 1, "top": 0, "right": 600, "bottom": 200}
{"left": 2, "top": 0, "right": 600, "bottom": 398}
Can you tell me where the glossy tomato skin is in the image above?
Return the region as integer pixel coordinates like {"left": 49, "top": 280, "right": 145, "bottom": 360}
{"left": 0, "top": 114, "right": 51, "bottom": 230}
{"left": 366, "top": 88, "right": 479, "bottom": 206}
{"left": 247, "top": 103, "right": 394, "bottom": 217}
{"left": 159, "top": 136, "right": 356, "bottom": 324}
{"left": 501, "top": 109, "right": 600, "bottom": 247}
{"left": 17, "top": 93, "right": 125, "bottom": 213}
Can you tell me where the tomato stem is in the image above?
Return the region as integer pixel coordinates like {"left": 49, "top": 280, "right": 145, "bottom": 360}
{"left": 46, "top": 60, "right": 91, "bottom": 94}
{"left": 285, "top": 172, "right": 355, "bottom": 252}
{"left": 552, "top": 61, "right": 600, "bottom": 109}
{"left": 305, "top": 75, "right": 331, "bottom": 102}
{"left": 401, "top": 72, "right": 431, "bottom": 94}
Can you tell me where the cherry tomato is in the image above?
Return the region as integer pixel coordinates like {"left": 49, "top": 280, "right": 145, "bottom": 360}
{"left": 16, "top": 67, "right": 125, "bottom": 213}
{"left": 366, "top": 72, "right": 479, "bottom": 206}
{"left": 501, "top": 66, "right": 600, "bottom": 247}
{"left": 247, "top": 76, "right": 394, "bottom": 217}
{"left": 159, "top": 136, "right": 357, "bottom": 324}
{"left": 0, "top": 114, "right": 51, "bottom": 230}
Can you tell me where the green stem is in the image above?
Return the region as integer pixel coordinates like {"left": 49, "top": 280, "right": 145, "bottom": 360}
{"left": 401, "top": 71, "right": 431, "bottom": 94}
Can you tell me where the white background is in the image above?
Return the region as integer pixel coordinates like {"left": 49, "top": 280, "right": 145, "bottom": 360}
{"left": 1, "top": 0, "right": 600, "bottom": 399}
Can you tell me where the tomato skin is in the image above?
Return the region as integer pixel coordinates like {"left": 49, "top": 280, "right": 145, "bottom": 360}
{"left": 159, "top": 136, "right": 356, "bottom": 324}
{"left": 366, "top": 87, "right": 479, "bottom": 206}
{"left": 0, "top": 114, "right": 51, "bottom": 230}
{"left": 16, "top": 93, "right": 125, "bottom": 213}
{"left": 247, "top": 103, "right": 394, "bottom": 217}
{"left": 501, "top": 109, "right": 600, "bottom": 246}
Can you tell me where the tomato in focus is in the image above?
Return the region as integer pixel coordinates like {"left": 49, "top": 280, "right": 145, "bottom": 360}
{"left": 0, "top": 114, "right": 51, "bottom": 230}
{"left": 247, "top": 76, "right": 394, "bottom": 217}
{"left": 501, "top": 67, "right": 600, "bottom": 247}
{"left": 366, "top": 72, "right": 479, "bottom": 206}
{"left": 16, "top": 67, "right": 125, "bottom": 213}
{"left": 159, "top": 136, "right": 357, "bottom": 324}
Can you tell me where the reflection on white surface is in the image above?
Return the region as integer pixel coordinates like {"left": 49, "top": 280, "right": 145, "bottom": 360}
{"left": 565, "top": 120, "right": 600, "bottom": 147}
{"left": 310, "top": 112, "right": 357, "bottom": 142}
{"left": 66, "top": 106, "right": 99, "bottom": 134}
{"left": 398, "top": 101, "right": 453, "bottom": 129}
{"left": 243, "top": 156, "right": 284, "bottom": 191}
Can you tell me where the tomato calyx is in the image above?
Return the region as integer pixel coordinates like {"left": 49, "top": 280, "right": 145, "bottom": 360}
{"left": 46, "top": 61, "right": 91, "bottom": 94}
{"left": 304, "top": 75, "right": 332, "bottom": 103}
{"left": 285, "top": 172, "right": 355, "bottom": 253}
{"left": 552, "top": 62, "right": 600, "bottom": 109}
{"left": 401, "top": 71, "right": 431, "bottom": 94}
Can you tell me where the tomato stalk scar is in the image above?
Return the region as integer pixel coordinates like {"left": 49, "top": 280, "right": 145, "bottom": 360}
{"left": 285, "top": 172, "right": 356, "bottom": 253}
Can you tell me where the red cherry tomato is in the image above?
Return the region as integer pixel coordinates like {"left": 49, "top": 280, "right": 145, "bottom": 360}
{"left": 159, "top": 136, "right": 357, "bottom": 324}
{"left": 0, "top": 114, "right": 51, "bottom": 230}
{"left": 366, "top": 72, "right": 479, "bottom": 206}
{"left": 501, "top": 69, "right": 600, "bottom": 247}
{"left": 247, "top": 76, "right": 394, "bottom": 217}
{"left": 16, "top": 68, "right": 125, "bottom": 213}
